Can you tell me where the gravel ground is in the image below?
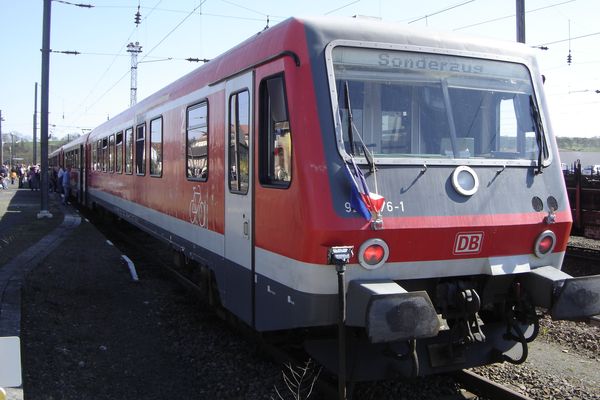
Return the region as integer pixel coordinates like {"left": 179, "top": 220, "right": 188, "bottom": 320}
{"left": 17, "top": 216, "right": 600, "bottom": 400}
{"left": 473, "top": 315, "right": 600, "bottom": 400}
{"left": 21, "top": 219, "right": 284, "bottom": 400}
{"left": 472, "top": 241, "right": 600, "bottom": 400}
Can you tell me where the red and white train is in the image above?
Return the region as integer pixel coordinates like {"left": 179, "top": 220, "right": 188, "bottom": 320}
{"left": 51, "top": 17, "right": 600, "bottom": 380}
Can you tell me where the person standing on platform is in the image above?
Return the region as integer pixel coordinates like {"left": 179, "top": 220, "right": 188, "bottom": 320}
{"left": 61, "top": 166, "right": 71, "bottom": 205}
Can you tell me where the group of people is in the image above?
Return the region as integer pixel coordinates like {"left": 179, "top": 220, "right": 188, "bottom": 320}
{"left": 0, "top": 164, "right": 41, "bottom": 190}
{"left": 0, "top": 163, "right": 72, "bottom": 205}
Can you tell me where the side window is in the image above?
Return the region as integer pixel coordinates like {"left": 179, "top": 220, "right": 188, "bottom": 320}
{"left": 135, "top": 123, "right": 146, "bottom": 175}
{"left": 109, "top": 134, "right": 115, "bottom": 173}
{"left": 96, "top": 140, "right": 102, "bottom": 171}
{"left": 259, "top": 75, "right": 292, "bottom": 187}
{"left": 92, "top": 141, "right": 97, "bottom": 171}
{"left": 186, "top": 101, "right": 209, "bottom": 181}
{"left": 125, "top": 127, "right": 133, "bottom": 174}
{"left": 102, "top": 138, "right": 108, "bottom": 172}
{"left": 228, "top": 90, "right": 250, "bottom": 194}
{"left": 115, "top": 131, "right": 123, "bottom": 173}
{"left": 150, "top": 117, "right": 163, "bottom": 177}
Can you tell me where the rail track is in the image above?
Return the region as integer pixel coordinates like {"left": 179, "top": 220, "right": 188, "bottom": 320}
{"left": 566, "top": 244, "right": 600, "bottom": 262}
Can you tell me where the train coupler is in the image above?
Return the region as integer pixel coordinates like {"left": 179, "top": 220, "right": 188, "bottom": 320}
{"left": 437, "top": 282, "right": 486, "bottom": 344}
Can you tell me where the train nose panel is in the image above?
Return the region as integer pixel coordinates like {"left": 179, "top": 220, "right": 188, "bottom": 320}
{"left": 346, "top": 280, "right": 440, "bottom": 343}
{"left": 520, "top": 266, "right": 600, "bottom": 320}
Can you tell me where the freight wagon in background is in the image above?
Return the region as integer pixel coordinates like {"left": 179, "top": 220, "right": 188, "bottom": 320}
{"left": 564, "top": 160, "right": 600, "bottom": 238}
{"left": 50, "top": 16, "right": 600, "bottom": 383}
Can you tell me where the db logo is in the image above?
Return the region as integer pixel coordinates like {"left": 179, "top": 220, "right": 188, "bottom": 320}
{"left": 453, "top": 232, "right": 484, "bottom": 255}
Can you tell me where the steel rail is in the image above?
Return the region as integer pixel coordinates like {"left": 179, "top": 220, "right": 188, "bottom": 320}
{"left": 452, "top": 370, "right": 533, "bottom": 400}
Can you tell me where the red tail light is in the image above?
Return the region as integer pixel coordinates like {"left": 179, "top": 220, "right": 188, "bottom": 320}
{"left": 358, "top": 239, "right": 389, "bottom": 270}
{"left": 364, "top": 245, "right": 385, "bottom": 265}
{"left": 534, "top": 231, "right": 556, "bottom": 258}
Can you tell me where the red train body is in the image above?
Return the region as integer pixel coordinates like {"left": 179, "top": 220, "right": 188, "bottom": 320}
{"left": 51, "top": 17, "right": 600, "bottom": 380}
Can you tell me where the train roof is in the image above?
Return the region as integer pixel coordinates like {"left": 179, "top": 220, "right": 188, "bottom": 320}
{"left": 86, "top": 16, "right": 539, "bottom": 141}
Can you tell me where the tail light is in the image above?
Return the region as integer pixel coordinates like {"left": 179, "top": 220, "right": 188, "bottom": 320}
{"left": 534, "top": 230, "right": 556, "bottom": 258}
{"left": 358, "top": 239, "right": 389, "bottom": 270}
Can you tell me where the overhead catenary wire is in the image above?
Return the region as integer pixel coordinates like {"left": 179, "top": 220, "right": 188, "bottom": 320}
{"left": 66, "top": 0, "right": 164, "bottom": 126}
{"left": 77, "top": 1, "right": 208, "bottom": 122}
{"left": 453, "top": 0, "right": 576, "bottom": 31}
{"left": 139, "top": 0, "right": 207, "bottom": 63}
{"left": 408, "top": 0, "right": 475, "bottom": 25}
{"left": 536, "top": 31, "right": 600, "bottom": 47}
{"left": 324, "top": 0, "right": 361, "bottom": 15}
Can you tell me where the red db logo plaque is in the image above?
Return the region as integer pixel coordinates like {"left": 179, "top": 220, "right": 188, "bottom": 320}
{"left": 454, "top": 232, "right": 484, "bottom": 255}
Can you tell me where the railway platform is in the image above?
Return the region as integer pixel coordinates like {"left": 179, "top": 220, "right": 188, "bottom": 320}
{"left": 0, "top": 183, "right": 81, "bottom": 399}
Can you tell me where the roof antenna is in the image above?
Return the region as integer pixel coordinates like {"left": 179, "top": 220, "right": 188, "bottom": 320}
{"left": 264, "top": 15, "right": 270, "bottom": 30}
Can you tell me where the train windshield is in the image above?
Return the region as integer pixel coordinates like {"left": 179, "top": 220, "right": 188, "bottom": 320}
{"left": 331, "top": 46, "right": 547, "bottom": 165}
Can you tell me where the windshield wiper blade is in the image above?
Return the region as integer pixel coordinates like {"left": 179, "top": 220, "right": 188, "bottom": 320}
{"left": 343, "top": 80, "right": 376, "bottom": 172}
{"left": 344, "top": 80, "right": 356, "bottom": 155}
{"left": 530, "top": 95, "right": 547, "bottom": 175}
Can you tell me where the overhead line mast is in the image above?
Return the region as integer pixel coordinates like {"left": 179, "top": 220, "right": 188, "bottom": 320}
{"left": 127, "top": 42, "right": 143, "bottom": 106}
{"left": 128, "top": 3, "right": 143, "bottom": 107}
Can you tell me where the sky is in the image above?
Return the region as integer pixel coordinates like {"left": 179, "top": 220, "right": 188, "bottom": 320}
{"left": 0, "top": 0, "right": 599, "bottom": 141}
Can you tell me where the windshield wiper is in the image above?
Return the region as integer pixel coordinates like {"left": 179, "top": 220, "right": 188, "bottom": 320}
{"left": 343, "top": 80, "right": 376, "bottom": 173}
{"left": 344, "top": 81, "right": 356, "bottom": 155}
{"left": 530, "top": 95, "right": 547, "bottom": 175}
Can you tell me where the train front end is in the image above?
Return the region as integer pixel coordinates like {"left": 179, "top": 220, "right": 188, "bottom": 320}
{"left": 304, "top": 26, "right": 600, "bottom": 379}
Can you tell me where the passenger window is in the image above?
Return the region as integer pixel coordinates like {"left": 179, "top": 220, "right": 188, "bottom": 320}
{"left": 116, "top": 131, "right": 123, "bottom": 173}
{"left": 102, "top": 138, "right": 108, "bottom": 172}
{"left": 109, "top": 134, "right": 115, "bottom": 173}
{"left": 186, "top": 102, "right": 208, "bottom": 180}
{"left": 96, "top": 140, "right": 102, "bottom": 171}
{"left": 259, "top": 75, "right": 292, "bottom": 188}
{"left": 228, "top": 90, "right": 250, "bottom": 194}
{"left": 92, "top": 141, "right": 97, "bottom": 171}
{"left": 136, "top": 123, "right": 146, "bottom": 175}
{"left": 150, "top": 117, "right": 163, "bottom": 177}
{"left": 125, "top": 127, "right": 133, "bottom": 174}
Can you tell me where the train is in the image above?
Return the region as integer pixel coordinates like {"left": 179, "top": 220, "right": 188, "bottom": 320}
{"left": 50, "top": 16, "right": 600, "bottom": 381}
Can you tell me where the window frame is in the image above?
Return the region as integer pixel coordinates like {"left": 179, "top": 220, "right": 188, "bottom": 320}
{"left": 108, "top": 134, "right": 115, "bottom": 173}
{"left": 324, "top": 40, "right": 553, "bottom": 168}
{"left": 259, "top": 73, "right": 292, "bottom": 189}
{"left": 228, "top": 90, "right": 250, "bottom": 195}
{"left": 135, "top": 123, "right": 146, "bottom": 176}
{"left": 115, "top": 130, "right": 123, "bottom": 174}
{"left": 125, "top": 127, "right": 133, "bottom": 175}
{"left": 150, "top": 116, "right": 163, "bottom": 177}
{"left": 186, "top": 100, "right": 209, "bottom": 182}
{"left": 101, "top": 137, "right": 108, "bottom": 172}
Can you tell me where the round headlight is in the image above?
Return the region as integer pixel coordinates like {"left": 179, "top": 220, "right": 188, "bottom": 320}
{"left": 452, "top": 166, "right": 479, "bottom": 197}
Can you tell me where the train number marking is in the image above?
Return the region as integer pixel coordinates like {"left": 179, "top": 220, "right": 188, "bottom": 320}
{"left": 189, "top": 186, "right": 208, "bottom": 228}
{"left": 453, "top": 232, "right": 484, "bottom": 255}
{"left": 344, "top": 201, "right": 405, "bottom": 214}
{"left": 385, "top": 201, "right": 404, "bottom": 212}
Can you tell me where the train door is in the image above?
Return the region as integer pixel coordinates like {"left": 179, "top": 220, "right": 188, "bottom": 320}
{"left": 223, "top": 71, "right": 254, "bottom": 325}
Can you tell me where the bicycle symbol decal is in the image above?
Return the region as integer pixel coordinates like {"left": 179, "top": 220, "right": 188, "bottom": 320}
{"left": 189, "top": 186, "right": 208, "bottom": 228}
